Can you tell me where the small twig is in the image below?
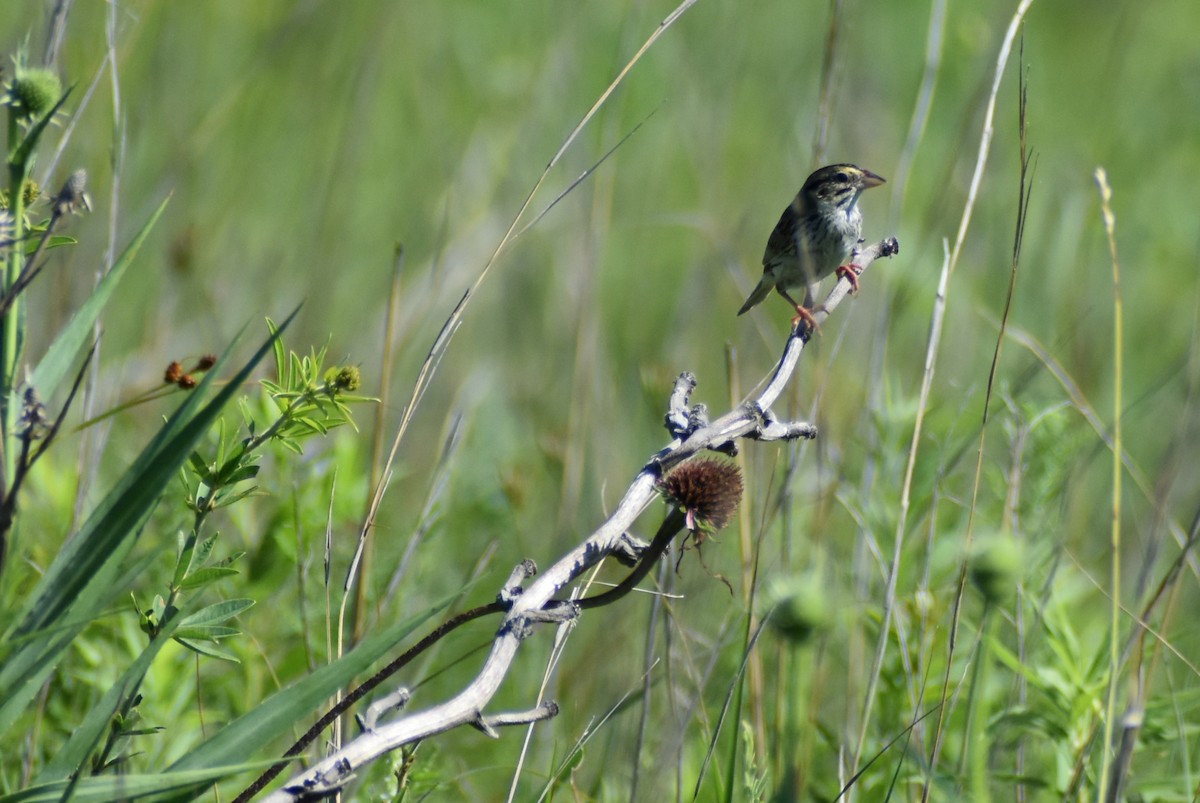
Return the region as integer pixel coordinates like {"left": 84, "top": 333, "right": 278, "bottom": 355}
{"left": 0, "top": 342, "right": 95, "bottom": 574}
{"left": 356, "top": 687, "right": 410, "bottom": 733}
{"left": 0, "top": 171, "right": 91, "bottom": 319}
{"left": 472, "top": 701, "right": 560, "bottom": 739}
{"left": 1095, "top": 165, "right": 1124, "bottom": 803}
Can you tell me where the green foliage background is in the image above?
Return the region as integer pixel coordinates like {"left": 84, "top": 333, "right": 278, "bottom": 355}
{"left": 1, "top": 0, "right": 1198, "bottom": 799}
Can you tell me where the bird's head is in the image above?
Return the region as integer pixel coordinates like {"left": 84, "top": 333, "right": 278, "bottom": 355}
{"left": 802, "top": 164, "right": 886, "bottom": 211}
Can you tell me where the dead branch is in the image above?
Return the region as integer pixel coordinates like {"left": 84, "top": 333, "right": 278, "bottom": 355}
{"left": 260, "top": 236, "right": 899, "bottom": 802}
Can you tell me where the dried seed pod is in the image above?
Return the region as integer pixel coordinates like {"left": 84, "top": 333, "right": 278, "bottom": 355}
{"left": 658, "top": 457, "right": 743, "bottom": 532}
{"left": 164, "top": 361, "right": 184, "bottom": 384}
{"left": 53, "top": 169, "right": 91, "bottom": 216}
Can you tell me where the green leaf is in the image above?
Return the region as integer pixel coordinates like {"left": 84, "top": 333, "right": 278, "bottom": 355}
{"left": 20, "top": 234, "right": 76, "bottom": 255}
{"left": 266, "top": 317, "right": 285, "bottom": 384}
{"left": 178, "top": 599, "right": 254, "bottom": 627}
{"left": 175, "top": 638, "right": 240, "bottom": 663}
{"left": 187, "top": 451, "right": 209, "bottom": 476}
{"left": 177, "top": 566, "right": 239, "bottom": 591}
{"left": 175, "top": 625, "right": 240, "bottom": 641}
{"left": 211, "top": 486, "right": 261, "bottom": 509}
{"left": 2, "top": 762, "right": 277, "bottom": 803}
{"left": 216, "top": 461, "right": 259, "bottom": 485}
{"left": 8, "top": 88, "right": 73, "bottom": 172}
{"left": 278, "top": 438, "right": 303, "bottom": 455}
{"left": 187, "top": 533, "right": 219, "bottom": 575}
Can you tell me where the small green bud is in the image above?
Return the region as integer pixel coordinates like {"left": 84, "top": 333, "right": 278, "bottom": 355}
{"left": 21, "top": 178, "right": 40, "bottom": 207}
{"left": 324, "top": 365, "right": 361, "bottom": 392}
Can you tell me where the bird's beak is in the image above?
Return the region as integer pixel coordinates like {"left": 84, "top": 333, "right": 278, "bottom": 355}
{"left": 859, "top": 169, "right": 886, "bottom": 188}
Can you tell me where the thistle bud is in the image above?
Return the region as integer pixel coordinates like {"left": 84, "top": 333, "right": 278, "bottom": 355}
{"left": 7, "top": 67, "right": 62, "bottom": 120}
{"left": 324, "top": 365, "right": 362, "bottom": 392}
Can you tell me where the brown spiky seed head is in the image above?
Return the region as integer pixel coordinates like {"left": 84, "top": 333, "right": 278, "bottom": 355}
{"left": 164, "top": 361, "right": 184, "bottom": 384}
{"left": 177, "top": 374, "right": 197, "bottom": 390}
{"left": 195, "top": 354, "right": 217, "bottom": 371}
{"left": 658, "top": 457, "right": 743, "bottom": 531}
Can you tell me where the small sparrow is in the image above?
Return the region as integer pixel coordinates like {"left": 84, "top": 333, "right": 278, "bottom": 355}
{"left": 738, "top": 164, "right": 885, "bottom": 330}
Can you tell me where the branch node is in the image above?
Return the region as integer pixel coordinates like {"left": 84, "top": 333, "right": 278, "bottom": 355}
{"left": 282, "top": 756, "right": 355, "bottom": 800}
{"left": 664, "top": 371, "right": 698, "bottom": 437}
{"left": 740, "top": 400, "right": 767, "bottom": 430}
{"left": 612, "top": 531, "right": 651, "bottom": 567}
{"left": 471, "top": 712, "right": 499, "bottom": 739}
{"left": 356, "top": 687, "right": 411, "bottom": 733}
{"left": 709, "top": 438, "right": 738, "bottom": 457}
{"left": 755, "top": 409, "right": 818, "bottom": 442}
{"left": 497, "top": 559, "right": 538, "bottom": 604}
{"left": 500, "top": 601, "right": 580, "bottom": 640}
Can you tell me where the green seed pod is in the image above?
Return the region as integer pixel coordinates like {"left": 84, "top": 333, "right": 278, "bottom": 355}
{"left": 768, "top": 580, "right": 830, "bottom": 645}
{"left": 8, "top": 67, "right": 62, "bottom": 119}
{"left": 969, "top": 537, "right": 1021, "bottom": 605}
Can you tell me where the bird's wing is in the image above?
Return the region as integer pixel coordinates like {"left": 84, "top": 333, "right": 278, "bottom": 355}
{"left": 762, "top": 202, "right": 800, "bottom": 266}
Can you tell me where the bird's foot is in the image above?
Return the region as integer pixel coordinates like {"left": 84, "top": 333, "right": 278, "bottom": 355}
{"left": 835, "top": 264, "right": 861, "bottom": 294}
{"left": 790, "top": 305, "right": 820, "bottom": 336}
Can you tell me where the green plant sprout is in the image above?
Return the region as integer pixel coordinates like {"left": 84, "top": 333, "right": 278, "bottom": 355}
{"left": 139, "top": 319, "right": 375, "bottom": 660}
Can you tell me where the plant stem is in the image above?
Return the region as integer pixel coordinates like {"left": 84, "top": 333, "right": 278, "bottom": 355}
{"left": 2, "top": 111, "right": 27, "bottom": 484}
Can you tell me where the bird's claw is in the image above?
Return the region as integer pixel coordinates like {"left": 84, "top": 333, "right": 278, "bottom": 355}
{"left": 835, "top": 264, "right": 861, "bottom": 294}
{"left": 790, "top": 306, "right": 820, "bottom": 336}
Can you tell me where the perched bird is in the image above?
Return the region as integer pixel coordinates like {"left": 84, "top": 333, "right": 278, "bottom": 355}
{"left": 738, "top": 164, "right": 885, "bottom": 330}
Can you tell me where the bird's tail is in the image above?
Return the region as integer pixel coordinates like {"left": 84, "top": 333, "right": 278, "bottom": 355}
{"left": 737, "top": 279, "right": 773, "bottom": 316}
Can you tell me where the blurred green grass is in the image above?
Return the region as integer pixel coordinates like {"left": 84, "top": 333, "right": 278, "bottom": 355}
{"left": 3, "top": 0, "right": 1200, "bottom": 798}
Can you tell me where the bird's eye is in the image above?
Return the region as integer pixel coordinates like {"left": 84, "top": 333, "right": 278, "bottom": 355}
{"left": 835, "top": 171, "right": 849, "bottom": 183}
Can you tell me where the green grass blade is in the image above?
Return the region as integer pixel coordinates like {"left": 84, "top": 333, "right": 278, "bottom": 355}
{"left": 28, "top": 195, "right": 170, "bottom": 399}
{"left": 0, "top": 762, "right": 277, "bottom": 803}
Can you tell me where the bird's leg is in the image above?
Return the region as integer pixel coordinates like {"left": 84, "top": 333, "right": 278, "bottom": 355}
{"left": 836, "top": 240, "right": 868, "bottom": 294}
{"left": 778, "top": 287, "right": 819, "bottom": 335}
